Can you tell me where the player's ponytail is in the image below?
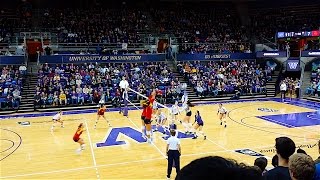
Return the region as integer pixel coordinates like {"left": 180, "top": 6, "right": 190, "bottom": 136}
{"left": 78, "top": 123, "right": 83, "bottom": 129}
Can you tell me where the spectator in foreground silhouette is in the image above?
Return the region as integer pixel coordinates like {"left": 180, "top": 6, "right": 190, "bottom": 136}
{"left": 175, "top": 156, "right": 262, "bottom": 180}
{"left": 296, "top": 148, "right": 307, "bottom": 155}
{"left": 314, "top": 140, "right": 320, "bottom": 179}
{"left": 254, "top": 157, "right": 268, "bottom": 175}
{"left": 264, "top": 137, "right": 296, "bottom": 180}
{"left": 272, "top": 155, "right": 278, "bottom": 168}
{"left": 288, "top": 153, "right": 315, "bottom": 180}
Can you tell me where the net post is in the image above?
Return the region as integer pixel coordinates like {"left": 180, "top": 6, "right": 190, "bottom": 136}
{"left": 123, "top": 90, "right": 129, "bottom": 116}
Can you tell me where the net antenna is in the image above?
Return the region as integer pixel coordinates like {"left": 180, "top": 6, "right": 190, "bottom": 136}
{"left": 126, "top": 87, "right": 172, "bottom": 126}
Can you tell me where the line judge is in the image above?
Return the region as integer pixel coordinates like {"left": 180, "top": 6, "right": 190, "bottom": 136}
{"left": 119, "top": 76, "right": 129, "bottom": 113}
{"left": 166, "top": 130, "right": 181, "bottom": 179}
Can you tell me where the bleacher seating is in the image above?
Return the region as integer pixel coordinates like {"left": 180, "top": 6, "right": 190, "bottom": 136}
{"left": 250, "top": 4, "right": 320, "bottom": 43}
{"left": 178, "top": 60, "right": 272, "bottom": 98}
{"left": 306, "top": 61, "right": 320, "bottom": 97}
{"left": 0, "top": 65, "right": 24, "bottom": 110}
{"left": 36, "top": 62, "right": 183, "bottom": 107}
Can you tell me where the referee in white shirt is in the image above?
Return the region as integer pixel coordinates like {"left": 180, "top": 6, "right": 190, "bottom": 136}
{"left": 166, "top": 130, "right": 181, "bottom": 179}
{"left": 119, "top": 76, "right": 129, "bottom": 113}
{"left": 280, "top": 81, "right": 287, "bottom": 102}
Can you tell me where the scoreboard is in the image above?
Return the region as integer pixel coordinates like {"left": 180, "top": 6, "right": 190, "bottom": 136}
{"left": 277, "top": 30, "right": 320, "bottom": 39}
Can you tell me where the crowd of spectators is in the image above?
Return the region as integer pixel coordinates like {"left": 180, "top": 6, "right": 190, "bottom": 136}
{"left": 178, "top": 60, "right": 272, "bottom": 98}
{"left": 0, "top": 65, "right": 25, "bottom": 110}
{"left": 250, "top": 4, "right": 320, "bottom": 42}
{"left": 35, "top": 62, "right": 186, "bottom": 108}
{"left": 178, "top": 42, "right": 252, "bottom": 54}
{"left": 306, "top": 61, "right": 320, "bottom": 97}
{"left": 41, "top": 8, "right": 147, "bottom": 45}
{"left": 177, "top": 137, "right": 320, "bottom": 180}
{"left": 150, "top": 3, "right": 251, "bottom": 54}
{"left": 3, "top": 2, "right": 320, "bottom": 55}
{"left": 0, "top": 5, "right": 32, "bottom": 44}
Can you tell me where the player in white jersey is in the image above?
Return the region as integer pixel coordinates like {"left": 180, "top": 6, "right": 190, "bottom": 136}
{"left": 171, "top": 101, "right": 180, "bottom": 123}
{"left": 217, "top": 103, "right": 228, "bottom": 127}
{"left": 51, "top": 110, "right": 64, "bottom": 132}
{"left": 152, "top": 100, "right": 159, "bottom": 119}
{"left": 181, "top": 91, "right": 188, "bottom": 104}
{"left": 180, "top": 100, "right": 194, "bottom": 134}
{"left": 153, "top": 109, "right": 167, "bottom": 134}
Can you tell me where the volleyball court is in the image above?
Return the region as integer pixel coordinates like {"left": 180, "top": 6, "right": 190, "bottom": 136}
{"left": 124, "top": 87, "right": 206, "bottom": 142}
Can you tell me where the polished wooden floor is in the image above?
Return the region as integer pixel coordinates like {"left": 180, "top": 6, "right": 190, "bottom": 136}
{"left": 0, "top": 99, "right": 319, "bottom": 179}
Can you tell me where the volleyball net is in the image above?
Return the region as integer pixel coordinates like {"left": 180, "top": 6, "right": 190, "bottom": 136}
{"left": 123, "top": 87, "right": 173, "bottom": 124}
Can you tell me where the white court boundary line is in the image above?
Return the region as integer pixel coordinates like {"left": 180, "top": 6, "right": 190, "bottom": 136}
{"left": 205, "top": 135, "right": 253, "bottom": 164}
{"left": 126, "top": 115, "right": 167, "bottom": 158}
{"left": 1, "top": 139, "right": 317, "bottom": 179}
{"left": 229, "top": 102, "right": 320, "bottom": 135}
{"left": 84, "top": 119, "right": 100, "bottom": 180}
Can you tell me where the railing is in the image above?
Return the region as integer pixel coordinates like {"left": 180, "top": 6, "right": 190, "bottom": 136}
{"left": 48, "top": 42, "right": 155, "bottom": 53}
{"left": 172, "top": 42, "right": 251, "bottom": 46}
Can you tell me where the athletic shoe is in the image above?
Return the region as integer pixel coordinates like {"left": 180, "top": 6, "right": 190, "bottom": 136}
{"left": 61, "top": 125, "right": 64, "bottom": 128}
{"left": 153, "top": 129, "right": 158, "bottom": 132}
{"left": 204, "top": 136, "right": 207, "bottom": 140}
{"left": 75, "top": 149, "right": 82, "bottom": 154}
{"left": 220, "top": 122, "right": 222, "bottom": 125}
{"left": 224, "top": 124, "right": 227, "bottom": 128}
{"left": 192, "top": 136, "right": 198, "bottom": 139}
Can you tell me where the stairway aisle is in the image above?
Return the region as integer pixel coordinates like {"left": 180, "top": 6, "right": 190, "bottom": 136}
{"left": 19, "top": 75, "right": 38, "bottom": 113}
{"left": 300, "top": 71, "right": 311, "bottom": 97}
{"left": 266, "top": 71, "right": 280, "bottom": 97}
{"left": 166, "top": 61, "right": 199, "bottom": 101}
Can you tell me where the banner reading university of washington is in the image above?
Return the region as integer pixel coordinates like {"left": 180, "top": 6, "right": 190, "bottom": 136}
{"left": 39, "top": 54, "right": 166, "bottom": 63}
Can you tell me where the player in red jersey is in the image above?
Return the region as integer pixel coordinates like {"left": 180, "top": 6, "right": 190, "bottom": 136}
{"left": 144, "top": 90, "right": 156, "bottom": 143}
{"left": 94, "top": 104, "right": 111, "bottom": 129}
{"left": 73, "top": 123, "right": 85, "bottom": 153}
{"left": 141, "top": 100, "right": 148, "bottom": 138}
